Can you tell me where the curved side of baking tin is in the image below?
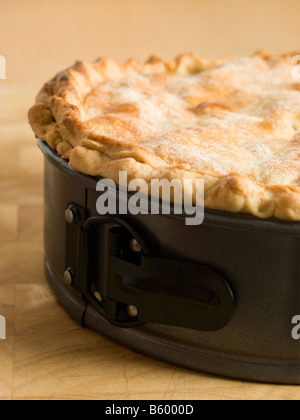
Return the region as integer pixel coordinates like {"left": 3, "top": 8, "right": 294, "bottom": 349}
{"left": 40, "top": 139, "right": 300, "bottom": 385}
{"left": 45, "top": 259, "right": 300, "bottom": 385}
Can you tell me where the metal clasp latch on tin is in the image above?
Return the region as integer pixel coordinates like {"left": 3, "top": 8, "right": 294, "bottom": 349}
{"left": 64, "top": 205, "right": 235, "bottom": 332}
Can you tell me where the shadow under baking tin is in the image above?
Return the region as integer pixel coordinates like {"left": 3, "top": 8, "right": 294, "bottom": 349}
{"left": 39, "top": 140, "right": 300, "bottom": 384}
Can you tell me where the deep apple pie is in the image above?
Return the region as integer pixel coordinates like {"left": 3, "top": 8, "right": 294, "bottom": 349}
{"left": 29, "top": 51, "right": 300, "bottom": 220}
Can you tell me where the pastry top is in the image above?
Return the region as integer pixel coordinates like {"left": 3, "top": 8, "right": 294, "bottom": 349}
{"left": 29, "top": 52, "right": 300, "bottom": 220}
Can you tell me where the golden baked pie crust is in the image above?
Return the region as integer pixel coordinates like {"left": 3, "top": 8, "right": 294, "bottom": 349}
{"left": 29, "top": 52, "right": 300, "bottom": 220}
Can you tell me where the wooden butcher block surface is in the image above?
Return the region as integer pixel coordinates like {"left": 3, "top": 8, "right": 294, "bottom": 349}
{"left": 0, "top": 87, "right": 299, "bottom": 400}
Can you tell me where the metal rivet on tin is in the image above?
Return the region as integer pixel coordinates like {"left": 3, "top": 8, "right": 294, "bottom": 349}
{"left": 94, "top": 291, "right": 103, "bottom": 303}
{"left": 127, "top": 304, "right": 138, "bottom": 318}
{"left": 129, "top": 239, "right": 142, "bottom": 254}
{"left": 63, "top": 268, "right": 74, "bottom": 286}
{"left": 65, "top": 207, "right": 76, "bottom": 224}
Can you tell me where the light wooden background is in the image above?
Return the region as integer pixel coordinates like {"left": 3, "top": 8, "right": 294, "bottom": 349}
{"left": 1, "top": 0, "right": 300, "bottom": 88}
{"left": 1, "top": 0, "right": 300, "bottom": 400}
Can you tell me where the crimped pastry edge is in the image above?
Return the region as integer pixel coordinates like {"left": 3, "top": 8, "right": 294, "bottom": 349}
{"left": 28, "top": 52, "right": 300, "bottom": 221}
